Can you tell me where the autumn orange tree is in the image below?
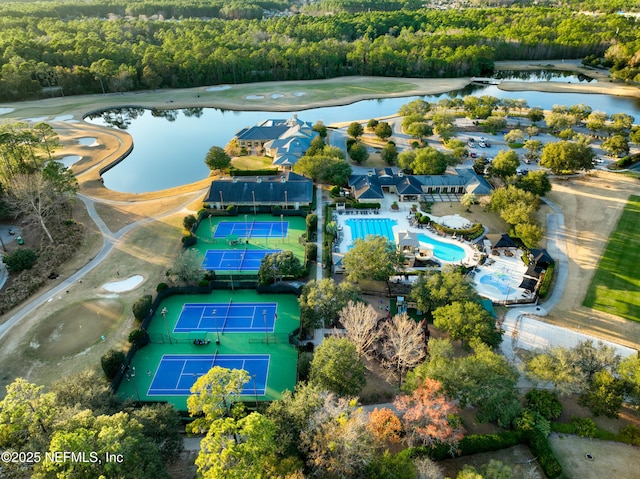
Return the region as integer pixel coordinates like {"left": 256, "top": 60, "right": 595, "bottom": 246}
{"left": 393, "top": 377, "right": 464, "bottom": 452}
{"left": 367, "top": 407, "right": 403, "bottom": 444}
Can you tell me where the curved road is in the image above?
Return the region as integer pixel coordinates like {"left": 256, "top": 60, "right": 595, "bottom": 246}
{"left": 0, "top": 189, "right": 207, "bottom": 342}
{"left": 500, "top": 197, "right": 636, "bottom": 370}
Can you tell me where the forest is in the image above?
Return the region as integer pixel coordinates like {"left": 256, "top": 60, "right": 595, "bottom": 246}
{"left": 0, "top": 0, "right": 639, "bottom": 102}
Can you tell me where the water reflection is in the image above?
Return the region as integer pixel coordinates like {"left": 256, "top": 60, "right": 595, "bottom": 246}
{"left": 86, "top": 82, "right": 640, "bottom": 193}
{"left": 494, "top": 70, "right": 595, "bottom": 83}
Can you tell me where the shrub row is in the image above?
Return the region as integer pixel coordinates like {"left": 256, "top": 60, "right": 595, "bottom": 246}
{"left": 411, "top": 431, "right": 524, "bottom": 461}
{"left": 411, "top": 428, "right": 563, "bottom": 479}
{"left": 431, "top": 221, "right": 484, "bottom": 240}
{"left": 526, "top": 430, "right": 563, "bottom": 479}
{"left": 537, "top": 262, "right": 555, "bottom": 298}
{"left": 228, "top": 167, "right": 279, "bottom": 176}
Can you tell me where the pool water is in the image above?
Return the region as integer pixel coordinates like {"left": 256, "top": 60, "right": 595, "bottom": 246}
{"left": 346, "top": 218, "right": 397, "bottom": 243}
{"left": 479, "top": 274, "right": 516, "bottom": 295}
{"left": 416, "top": 233, "right": 466, "bottom": 262}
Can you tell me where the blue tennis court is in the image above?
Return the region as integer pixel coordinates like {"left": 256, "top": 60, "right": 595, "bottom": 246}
{"left": 148, "top": 354, "right": 270, "bottom": 396}
{"left": 202, "top": 249, "right": 281, "bottom": 271}
{"left": 214, "top": 221, "right": 289, "bottom": 239}
{"left": 175, "top": 302, "right": 277, "bottom": 333}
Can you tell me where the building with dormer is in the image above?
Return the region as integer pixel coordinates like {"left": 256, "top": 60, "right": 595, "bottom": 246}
{"left": 233, "top": 115, "right": 317, "bottom": 169}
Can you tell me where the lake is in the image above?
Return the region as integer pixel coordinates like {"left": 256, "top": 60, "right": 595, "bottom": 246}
{"left": 85, "top": 78, "right": 640, "bottom": 193}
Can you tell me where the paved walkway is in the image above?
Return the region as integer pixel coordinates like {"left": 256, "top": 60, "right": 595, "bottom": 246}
{"left": 499, "top": 197, "right": 636, "bottom": 378}
{"left": 316, "top": 186, "right": 324, "bottom": 280}
{"left": 0, "top": 189, "right": 207, "bottom": 342}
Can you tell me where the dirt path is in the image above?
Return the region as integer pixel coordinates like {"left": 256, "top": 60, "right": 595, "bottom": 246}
{"left": 542, "top": 172, "right": 640, "bottom": 348}
{"left": 1, "top": 70, "right": 639, "bottom": 390}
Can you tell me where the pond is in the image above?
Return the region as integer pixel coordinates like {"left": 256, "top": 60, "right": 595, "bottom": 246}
{"left": 494, "top": 70, "right": 596, "bottom": 83}
{"left": 85, "top": 79, "right": 640, "bottom": 193}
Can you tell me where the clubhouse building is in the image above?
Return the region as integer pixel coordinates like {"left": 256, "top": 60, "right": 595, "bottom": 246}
{"left": 234, "top": 115, "right": 318, "bottom": 169}
{"left": 348, "top": 167, "right": 492, "bottom": 203}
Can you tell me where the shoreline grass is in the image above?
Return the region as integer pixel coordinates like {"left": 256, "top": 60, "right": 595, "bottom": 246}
{"left": 583, "top": 195, "right": 640, "bottom": 322}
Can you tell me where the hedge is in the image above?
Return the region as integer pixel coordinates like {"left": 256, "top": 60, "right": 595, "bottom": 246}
{"left": 431, "top": 221, "right": 484, "bottom": 240}
{"left": 410, "top": 431, "right": 524, "bottom": 461}
{"left": 229, "top": 167, "right": 279, "bottom": 176}
{"left": 525, "top": 430, "right": 563, "bottom": 479}
{"left": 537, "top": 262, "right": 555, "bottom": 298}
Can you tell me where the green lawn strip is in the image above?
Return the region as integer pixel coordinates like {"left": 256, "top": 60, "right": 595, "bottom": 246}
{"left": 118, "top": 290, "right": 300, "bottom": 410}
{"left": 583, "top": 195, "right": 640, "bottom": 322}
{"left": 209, "top": 78, "right": 415, "bottom": 104}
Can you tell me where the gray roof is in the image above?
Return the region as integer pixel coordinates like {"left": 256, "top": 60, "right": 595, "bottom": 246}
{"left": 236, "top": 124, "right": 290, "bottom": 141}
{"left": 348, "top": 167, "right": 493, "bottom": 200}
{"left": 348, "top": 174, "right": 384, "bottom": 200}
{"left": 205, "top": 171, "right": 313, "bottom": 204}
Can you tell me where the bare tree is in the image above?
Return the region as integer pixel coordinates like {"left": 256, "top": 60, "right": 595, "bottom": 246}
{"left": 382, "top": 313, "right": 426, "bottom": 387}
{"left": 4, "top": 172, "right": 57, "bottom": 243}
{"left": 339, "top": 301, "right": 380, "bottom": 359}
{"left": 169, "top": 248, "right": 204, "bottom": 285}
{"left": 415, "top": 457, "right": 445, "bottom": 479}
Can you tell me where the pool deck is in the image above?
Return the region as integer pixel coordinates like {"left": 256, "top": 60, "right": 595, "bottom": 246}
{"left": 471, "top": 251, "right": 533, "bottom": 303}
{"left": 331, "top": 196, "right": 533, "bottom": 304}
{"left": 333, "top": 206, "right": 480, "bottom": 268}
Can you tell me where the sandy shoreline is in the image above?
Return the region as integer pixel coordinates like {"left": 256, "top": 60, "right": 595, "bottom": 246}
{"left": 2, "top": 61, "right": 638, "bottom": 121}
{"left": 1, "top": 63, "right": 640, "bottom": 392}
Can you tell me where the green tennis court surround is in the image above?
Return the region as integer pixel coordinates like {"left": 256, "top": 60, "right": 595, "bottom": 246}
{"left": 192, "top": 214, "right": 307, "bottom": 276}
{"left": 116, "top": 290, "right": 299, "bottom": 410}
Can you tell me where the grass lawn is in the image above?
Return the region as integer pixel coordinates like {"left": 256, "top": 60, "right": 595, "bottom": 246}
{"left": 230, "top": 155, "right": 273, "bottom": 169}
{"left": 583, "top": 195, "right": 640, "bottom": 322}
{"left": 207, "top": 77, "right": 423, "bottom": 106}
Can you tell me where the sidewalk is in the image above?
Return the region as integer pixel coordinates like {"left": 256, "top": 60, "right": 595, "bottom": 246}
{"left": 499, "top": 197, "right": 637, "bottom": 378}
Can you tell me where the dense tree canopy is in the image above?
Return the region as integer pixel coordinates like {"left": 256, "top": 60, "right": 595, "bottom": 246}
{"left": 0, "top": 375, "right": 182, "bottom": 478}
{"left": 540, "top": 140, "right": 595, "bottom": 173}
{"left": 309, "top": 336, "right": 367, "bottom": 396}
{"left": 342, "top": 235, "right": 404, "bottom": 291}
{"left": 406, "top": 340, "right": 522, "bottom": 427}
{"left": 488, "top": 149, "right": 520, "bottom": 179}
{"left": 298, "top": 278, "right": 361, "bottom": 329}
{"left": 0, "top": 2, "right": 637, "bottom": 101}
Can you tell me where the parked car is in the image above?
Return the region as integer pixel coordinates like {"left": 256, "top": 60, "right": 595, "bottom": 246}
{"left": 8, "top": 228, "right": 15, "bottom": 235}
{"left": 470, "top": 152, "right": 477, "bottom": 158}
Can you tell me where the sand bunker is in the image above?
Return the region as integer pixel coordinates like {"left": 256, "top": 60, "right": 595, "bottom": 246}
{"left": 25, "top": 116, "right": 48, "bottom": 122}
{"left": 206, "top": 85, "right": 231, "bottom": 92}
{"left": 103, "top": 275, "right": 144, "bottom": 292}
{"left": 270, "top": 93, "right": 284, "bottom": 99}
{"left": 0, "top": 107, "right": 14, "bottom": 116}
{"left": 57, "top": 155, "right": 82, "bottom": 168}
{"left": 246, "top": 95, "right": 265, "bottom": 100}
{"left": 293, "top": 92, "right": 306, "bottom": 97}
{"left": 78, "top": 137, "right": 99, "bottom": 147}
{"left": 53, "top": 114, "right": 74, "bottom": 121}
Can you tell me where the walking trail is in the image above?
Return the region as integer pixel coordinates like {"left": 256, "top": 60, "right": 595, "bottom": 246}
{"left": 499, "top": 197, "right": 637, "bottom": 387}
{"left": 0, "top": 189, "right": 207, "bottom": 342}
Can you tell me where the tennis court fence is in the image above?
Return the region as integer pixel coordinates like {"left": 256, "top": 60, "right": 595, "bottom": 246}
{"left": 247, "top": 333, "right": 294, "bottom": 345}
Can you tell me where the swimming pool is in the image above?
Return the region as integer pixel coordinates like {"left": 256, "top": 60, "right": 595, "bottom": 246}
{"left": 346, "top": 218, "right": 397, "bottom": 243}
{"left": 416, "top": 233, "right": 466, "bottom": 262}
{"left": 479, "top": 274, "right": 517, "bottom": 296}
